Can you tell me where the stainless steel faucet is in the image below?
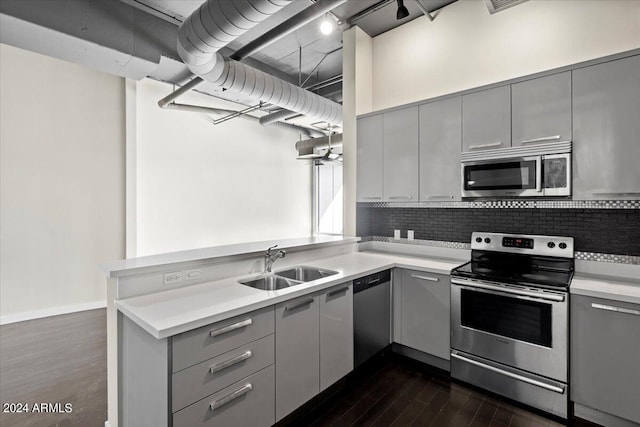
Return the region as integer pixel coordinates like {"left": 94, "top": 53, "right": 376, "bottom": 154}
{"left": 264, "top": 245, "right": 286, "bottom": 273}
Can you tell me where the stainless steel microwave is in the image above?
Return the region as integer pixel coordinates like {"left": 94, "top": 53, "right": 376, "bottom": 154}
{"left": 461, "top": 142, "right": 572, "bottom": 198}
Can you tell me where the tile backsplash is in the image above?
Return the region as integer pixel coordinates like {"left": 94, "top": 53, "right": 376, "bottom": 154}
{"left": 357, "top": 206, "right": 640, "bottom": 256}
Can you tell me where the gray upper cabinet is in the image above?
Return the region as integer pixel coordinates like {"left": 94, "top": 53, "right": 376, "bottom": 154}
{"left": 400, "top": 269, "right": 450, "bottom": 360}
{"left": 573, "top": 55, "right": 640, "bottom": 200}
{"left": 512, "top": 71, "right": 572, "bottom": 147}
{"left": 382, "top": 106, "right": 419, "bottom": 202}
{"left": 275, "top": 295, "right": 320, "bottom": 422}
{"left": 419, "top": 97, "right": 462, "bottom": 201}
{"left": 319, "top": 284, "right": 353, "bottom": 392}
{"left": 356, "top": 114, "right": 383, "bottom": 202}
{"left": 571, "top": 295, "right": 640, "bottom": 424}
{"left": 462, "top": 85, "right": 511, "bottom": 152}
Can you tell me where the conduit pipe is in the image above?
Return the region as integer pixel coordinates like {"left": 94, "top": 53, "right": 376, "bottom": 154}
{"left": 177, "top": 0, "right": 343, "bottom": 126}
{"left": 259, "top": 108, "right": 298, "bottom": 125}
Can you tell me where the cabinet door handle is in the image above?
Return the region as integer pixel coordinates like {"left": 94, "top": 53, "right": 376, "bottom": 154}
{"left": 592, "top": 192, "right": 640, "bottom": 197}
{"left": 426, "top": 195, "right": 454, "bottom": 200}
{"left": 389, "top": 196, "right": 413, "bottom": 200}
{"left": 591, "top": 303, "right": 640, "bottom": 316}
{"left": 469, "top": 142, "right": 502, "bottom": 150}
{"left": 362, "top": 196, "right": 382, "bottom": 200}
{"left": 411, "top": 274, "right": 439, "bottom": 282}
{"left": 327, "top": 287, "right": 349, "bottom": 298}
{"left": 209, "top": 318, "right": 252, "bottom": 337}
{"left": 285, "top": 298, "right": 314, "bottom": 311}
{"left": 521, "top": 135, "right": 560, "bottom": 144}
{"left": 210, "top": 383, "right": 253, "bottom": 411}
{"left": 210, "top": 350, "right": 253, "bottom": 374}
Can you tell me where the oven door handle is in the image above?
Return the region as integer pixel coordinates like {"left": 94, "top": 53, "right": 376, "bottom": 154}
{"left": 451, "top": 278, "right": 565, "bottom": 302}
{"left": 451, "top": 352, "right": 565, "bottom": 394}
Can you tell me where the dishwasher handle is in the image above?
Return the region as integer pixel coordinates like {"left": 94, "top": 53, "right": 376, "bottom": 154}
{"left": 353, "top": 270, "right": 391, "bottom": 294}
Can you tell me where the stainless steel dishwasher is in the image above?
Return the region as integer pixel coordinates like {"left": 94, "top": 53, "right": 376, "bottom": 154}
{"left": 353, "top": 269, "right": 391, "bottom": 368}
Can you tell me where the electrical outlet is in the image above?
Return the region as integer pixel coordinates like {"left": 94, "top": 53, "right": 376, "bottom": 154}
{"left": 163, "top": 271, "right": 184, "bottom": 285}
{"left": 185, "top": 268, "right": 202, "bottom": 280}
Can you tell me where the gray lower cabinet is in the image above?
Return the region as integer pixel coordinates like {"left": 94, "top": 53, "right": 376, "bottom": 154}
{"left": 511, "top": 71, "right": 572, "bottom": 147}
{"left": 399, "top": 269, "right": 450, "bottom": 360}
{"left": 275, "top": 294, "right": 320, "bottom": 421}
{"left": 462, "top": 85, "right": 511, "bottom": 152}
{"left": 356, "top": 114, "right": 384, "bottom": 202}
{"left": 572, "top": 55, "right": 640, "bottom": 200}
{"left": 571, "top": 295, "right": 640, "bottom": 425}
{"left": 382, "top": 106, "right": 419, "bottom": 202}
{"left": 419, "top": 97, "right": 462, "bottom": 201}
{"left": 319, "top": 284, "right": 353, "bottom": 391}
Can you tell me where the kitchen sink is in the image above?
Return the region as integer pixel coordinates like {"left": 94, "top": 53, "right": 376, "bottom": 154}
{"left": 274, "top": 266, "right": 339, "bottom": 282}
{"left": 239, "top": 266, "right": 339, "bottom": 290}
{"left": 239, "top": 275, "right": 303, "bottom": 291}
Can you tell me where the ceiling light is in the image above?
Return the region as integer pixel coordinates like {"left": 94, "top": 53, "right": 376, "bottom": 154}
{"left": 396, "top": 0, "right": 409, "bottom": 20}
{"left": 319, "top": 14, "right": 334, "bottom": 35}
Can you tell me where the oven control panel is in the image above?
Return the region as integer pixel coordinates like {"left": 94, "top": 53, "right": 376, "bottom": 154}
{"left": 502, "top": 237, "right": 534, "bottom": 249}
{"left": 471, "top": 232, "right": 574, "bottom": 258}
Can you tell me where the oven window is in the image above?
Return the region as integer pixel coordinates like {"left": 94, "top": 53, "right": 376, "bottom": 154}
{"left": 464, "top": 160, "right": 537, "bottom": 190}
{"left": 461, "top": 289, "right": 552, "bottom": 347}
{"left": 543, "top": 157, "right": 567, "bottom": 189}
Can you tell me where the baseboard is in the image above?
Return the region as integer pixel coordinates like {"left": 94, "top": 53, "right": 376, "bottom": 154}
{"left": 105, "top": 421, "right": 111, "bottom": 427}
{"left": 0, "top": 300, "right": 106, "bottom": 325}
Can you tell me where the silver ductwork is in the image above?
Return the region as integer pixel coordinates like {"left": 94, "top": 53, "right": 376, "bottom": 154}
{"left": 259, "top": 108, "right": 298, "bottom": 126}
{"left": 296, "top": 133, "right": 343, "bottom": 156}
{"left": 177, "top": 0, "right": 342, "bottom": 126}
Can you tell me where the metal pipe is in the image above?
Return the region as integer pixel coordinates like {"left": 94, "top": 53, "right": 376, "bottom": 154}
{"left": 259, "top": 109, "right": 299, "bottom": 125}
{"left": 296, "top": 133, "right": 343, "bottom": 156}
{"left": 414, "top": 0, "right": 434, "bottom": 21}
{"left": 157, "top": 77, "right": 203, "bottom": 108}
{"left": 230, "top": 0, "right": 348, "bottom": 61}
{"left": 301, "top": 47, "right": 342, "bottom": 87}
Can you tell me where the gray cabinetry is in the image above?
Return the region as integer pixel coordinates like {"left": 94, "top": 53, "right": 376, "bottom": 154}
{"left": 462, "top": 85, "right": 511, "bottom": 152}
{"left": 419, "top": 97, "right": 462, "bottom": 201}
{"left": 275, "top": 294, "right": 320, "bottom": 421}
{"left": 319, "top": 284, "right": 353, "bottom": 391}
{"left": 512, "top": 71, "right": 572, "bottom": 147}
{"left": 399, "top": 269, "right": 450, "bottom": 360}
{"left": 571, "top": 295, "right": 640, "bottom": 425}
{"left": 356, "top": 114, "right": 383, "bottom": 202}
{"left": 382, "top": 106, "right": 419, "bottom": 201}
{"left": 573, "top": 55, "right": 640, "bottom": 200}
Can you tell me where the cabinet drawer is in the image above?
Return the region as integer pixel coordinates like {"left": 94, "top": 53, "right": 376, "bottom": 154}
{"left": 172, "top": 307, "right": 274, "bottom": 372}
{"left": 172, "top": 334, "right": 274, "bottom": 412}
{"left": 173, "top": 365, "right": 275, "bottom": 427}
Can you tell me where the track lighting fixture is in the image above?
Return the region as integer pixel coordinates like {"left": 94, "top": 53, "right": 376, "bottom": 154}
{"left": 396, "top": 0, "right": 409, "bottom": 20}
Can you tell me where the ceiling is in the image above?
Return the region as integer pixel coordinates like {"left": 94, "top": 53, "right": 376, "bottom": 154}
{"left": 125, "top": 0, "right": 458, "bottom": 107}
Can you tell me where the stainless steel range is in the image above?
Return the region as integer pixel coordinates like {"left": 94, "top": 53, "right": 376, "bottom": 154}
{"left": 450, "top": 232, "right": 574, "bottom": 419}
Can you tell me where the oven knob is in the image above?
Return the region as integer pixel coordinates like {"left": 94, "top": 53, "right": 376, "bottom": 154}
{"left": 484, "top": 238, "right": 491, "bottom": 244}
{"left": 476, "top": 237, "right": 483, "bottom": 243}
{"left": 559, "top": 242, "right": 567, "bottom": 249}
{"left": 547, "top": 242, "right": 556, "bottom": 248}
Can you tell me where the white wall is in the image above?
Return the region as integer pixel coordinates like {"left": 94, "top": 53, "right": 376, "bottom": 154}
{"left": 372, "top": 0, "right": 640, "bottom": 110}
{"left": 0, "top": 43, "right": 125, "bottom": 322}
{"left": 133, "top": 79, "right": 312, "bottom": 256}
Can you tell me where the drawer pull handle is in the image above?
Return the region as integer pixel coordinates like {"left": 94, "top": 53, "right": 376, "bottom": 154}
{"left": 591, "top": 303, "right": 640, "bottom": 316}
{"left": 327, "top": 287, "right": 349, "bottom": 298}
{"left": 411, "top": 274, "right": 439, "bottom": 282}
{"left": 389, "top": 196, "right": 413, "bottom": 200}
{"left": 210, "top": 318, "right": 252, "bottom": 337}
{"left": 210, "top": 351, "right": 253, "bottom": 374}
{"left": 521, "top": 135, "right": 560, "bottom": 144}
{"left": 469, "top": 142, "right": 502, "bottom": 150}
{"left": 426, "top": 195, "right": 454, "bottom": 200}
{"left": 210, "top": 383, "right": 253, "bottom": 411}
{"left": 285, "top": 298, "right": 314, "bottom": 311}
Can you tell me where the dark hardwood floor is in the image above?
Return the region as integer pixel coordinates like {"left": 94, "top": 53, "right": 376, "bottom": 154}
{"left": 0, "top": 309, "right": 107, "bottom": 427}
{"left": 289, "top": 352, "right": 584, "bottom": 427}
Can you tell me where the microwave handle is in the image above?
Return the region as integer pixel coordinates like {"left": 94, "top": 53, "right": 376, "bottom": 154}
{"left": 536, "top": 158, "right": 542, "bottom": 193}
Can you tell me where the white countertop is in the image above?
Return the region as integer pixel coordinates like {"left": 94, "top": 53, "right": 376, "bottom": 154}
{"left": 101, "top": 236, "right": 359, "bottom": 278}
{"left": 116, "top": 251, "right": 462, "bottom": 339}
{"left": 571, "top": 274, "right": 640, "bottom": 305}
